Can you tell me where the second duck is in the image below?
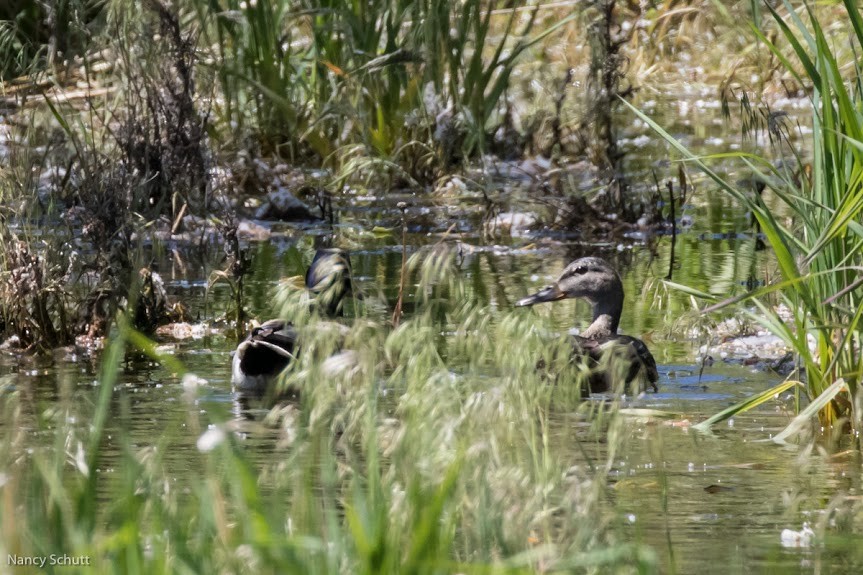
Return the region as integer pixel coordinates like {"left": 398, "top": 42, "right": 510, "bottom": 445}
{"left": 232, "top": 249, "right": 357, "bottom": 393}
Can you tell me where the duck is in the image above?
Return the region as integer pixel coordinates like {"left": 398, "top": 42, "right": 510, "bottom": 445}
{"left": 231, "top": 249, "right": 357, "bottom": 392}
{"left": 305, "top": 248, "right": 357, "bottom": 316}
{"left": 231, "top": 319, "right": 297, "bottom": 392}
{"left": 516, "top": 256, "right": 659, "bottom": 394}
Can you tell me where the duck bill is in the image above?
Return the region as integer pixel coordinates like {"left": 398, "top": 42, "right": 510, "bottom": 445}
{"left": 516, "top": 284, "right": 566, "bottom": 307}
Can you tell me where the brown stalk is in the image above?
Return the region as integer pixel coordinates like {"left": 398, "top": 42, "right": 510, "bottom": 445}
{"left": 392, "top": 202, "right": 408, "bottom": 328}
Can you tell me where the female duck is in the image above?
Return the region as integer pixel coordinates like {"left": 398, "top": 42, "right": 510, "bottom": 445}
{"left": 232, "top": 249, "right": 357, "bottom": 392}
{"left": 516, "top": 257, "right": 659, "bottom": 394}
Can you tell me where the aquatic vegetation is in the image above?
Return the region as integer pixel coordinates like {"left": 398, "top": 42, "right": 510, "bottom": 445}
{"left": 0, "top": 0, "right": 101, "bottom": 80}
{"left": 191, "top": 0, "right": 314, "bottom": 159}
{"left": 0, "top": 231, "right": 76, "bottom": 350}
{"left": 3, "top": 0, "right": 814, "bottom": 224}
{"left": 631, "top": 0, "right": 863, "bottom": 431}
{"left": 110, "top": 0, "right": 210, "bottom": 216}
{"left": 191, "top": 0, "right": 576, "bottom": 179}
{"left": 576, "top": 1, "right": 635, "bottom": 216}
{"left": 0, "top": 0, "right": 220, "bottom": 344}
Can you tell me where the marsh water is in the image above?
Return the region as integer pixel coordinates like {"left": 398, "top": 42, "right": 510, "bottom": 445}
{"left": 3, "top": 96, "right": 862, "bottom": 573}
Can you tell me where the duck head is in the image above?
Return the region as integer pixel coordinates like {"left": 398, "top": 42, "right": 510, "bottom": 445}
{"left": 516, "top": 257, "right": 624, "bottom": 337}
{"left": 305, "top": 248, "right": 357, "bottom": 316}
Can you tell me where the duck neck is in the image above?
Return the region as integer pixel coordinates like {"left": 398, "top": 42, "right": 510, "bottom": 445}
{"left": 581, "top": 295, "right": 622, "bottom": 339}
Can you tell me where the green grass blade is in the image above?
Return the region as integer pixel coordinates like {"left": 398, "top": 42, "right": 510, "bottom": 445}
{"left": 661, "top": 280, "right": 716, "bottom": 300}
{"left": 762, "top": 2, "right": 821, "bottom": 87}
{"left": 843, "top": 0, "right": 863, "bottom": 48}
{"left": 693, "top": 380, "right": 801, "bottom": 432}
{"left": 770, "top": 378, "right": 850, "bottom": 444}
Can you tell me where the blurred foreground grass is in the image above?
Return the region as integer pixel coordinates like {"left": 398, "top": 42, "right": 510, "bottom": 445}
{"left": 0, "top": 248, "right": 658, "bottom": 574}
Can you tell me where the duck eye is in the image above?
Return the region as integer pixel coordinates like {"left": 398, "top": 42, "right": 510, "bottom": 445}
{"left": 575, "top": 266, "right": 587, "bottom": 275}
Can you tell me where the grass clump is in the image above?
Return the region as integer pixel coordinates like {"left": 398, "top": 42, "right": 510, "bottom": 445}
{"left": 0, "top": 0, "right": 103, "bottom": 80}
{"left": 193, "top": 0, "right": 575, "bottom": 182}
{"left": 630, "top": 0, "right": 863, "bottom": 432}
{"left": 0, "top": 0, "right": 211, "bottom": 346}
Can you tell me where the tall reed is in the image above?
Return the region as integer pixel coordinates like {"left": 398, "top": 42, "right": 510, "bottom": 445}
{"left": 629, "top": 0, "right": 863, "bottom": 431}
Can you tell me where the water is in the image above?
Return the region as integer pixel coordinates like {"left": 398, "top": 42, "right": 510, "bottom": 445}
{"left": 3, "top": 96, "right": 860, "bottom": 572}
